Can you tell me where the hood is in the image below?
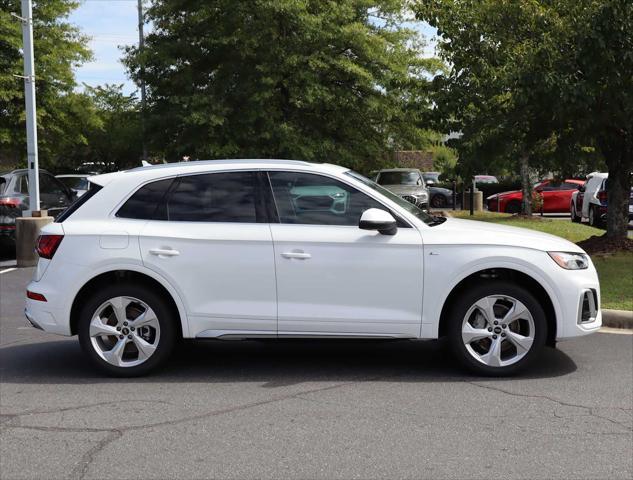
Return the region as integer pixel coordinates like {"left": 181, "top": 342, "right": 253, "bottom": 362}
{"left": 424, "top": 217, "right": 584, "bottom": 253}
{"left": 383, "top": 184, "right": 427, "bottom": 196}
{"left": 490, "top": 190, "right": 520, "bottom": 199}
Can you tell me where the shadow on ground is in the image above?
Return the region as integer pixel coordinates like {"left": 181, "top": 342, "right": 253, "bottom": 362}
{"left": 0, "top": 338, "right": 577, "bottom": 386}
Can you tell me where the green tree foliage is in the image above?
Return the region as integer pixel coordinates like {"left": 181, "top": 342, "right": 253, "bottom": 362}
{"left": 0, "top": 0, "right": 92, "bottom": 169}
{"left": 416, "top": 0, "right": 632, "bottom": 237}
{"left": 124, "top": 0, "right": 443, "bottom": 170}
{"left": 67, "top": 84, "right": 143, "bottom": 172}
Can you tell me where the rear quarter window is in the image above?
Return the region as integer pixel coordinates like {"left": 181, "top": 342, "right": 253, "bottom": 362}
{"left": 116, "top": 178, "right": 175, "bottom": 220}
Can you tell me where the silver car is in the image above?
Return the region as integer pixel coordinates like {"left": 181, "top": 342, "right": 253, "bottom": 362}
{"left": 374, "top": 168, "right": 429, "bottom": 209}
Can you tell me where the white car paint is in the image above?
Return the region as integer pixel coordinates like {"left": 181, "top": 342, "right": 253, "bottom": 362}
{"left": 25, "top": 160, "right": 601, "bottom": 352}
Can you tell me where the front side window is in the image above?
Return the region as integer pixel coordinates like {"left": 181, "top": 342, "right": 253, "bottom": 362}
{"left": 268, "top": 171, "right": 387, "bottom": 226}
{"left": 166, "top": 172, "right": 258, "bottom": 223}
{"left": 345, "top": 171, "right": 437, "bottom": 225}
{"left": 40, "top": 174, "right": 68, "bottom": 196}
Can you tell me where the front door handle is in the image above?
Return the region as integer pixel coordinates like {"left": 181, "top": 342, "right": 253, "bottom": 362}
{"left": 149, "top": 248, "right": 180, "bottom": 257}
{"left": 281, "top": 251, "right": 311, "bottom": 260}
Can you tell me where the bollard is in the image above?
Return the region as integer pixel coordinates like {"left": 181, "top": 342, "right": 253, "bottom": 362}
{"left": 462, "top": 191, "right": 484, "bottom": 212}
{"left": 16, "top": 214, "right": 53, "bottom": 267}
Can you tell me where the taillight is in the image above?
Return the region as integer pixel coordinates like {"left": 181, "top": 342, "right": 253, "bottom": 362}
{"left": 36, "top": 234, "right": 64, "bottom": 259}
{"left": 27, "top": 290, "right": 47, "bottom": 302}
{"left": 0, "top": 197, "right": 20, "bottom": 208}
{"left": 597, "top": 190, "right": 607, "bottom": 203}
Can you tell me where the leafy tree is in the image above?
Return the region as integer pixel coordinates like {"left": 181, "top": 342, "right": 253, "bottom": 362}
{"left": 124, "top": 0, "right": 443, "bottom": 170}
{"left": 71, "top": 84, "right": 143, "bottom": 172}
{"left": 416, "top": 0, "right": 632, "bottom": 237}
{"left": 0, "top": 0, "right": 92, "bottom": 170}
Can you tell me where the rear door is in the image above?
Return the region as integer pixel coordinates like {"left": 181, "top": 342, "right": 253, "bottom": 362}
{"left": 136, "top": 171, "right": 277, "bottom": 338}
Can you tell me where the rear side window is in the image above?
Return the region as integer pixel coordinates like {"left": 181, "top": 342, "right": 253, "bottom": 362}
{"left": 117, "top": 178, "right": 174, "bottom": 220}
{"left": 166, "top": 172, "right": 258, "bottom": 222}
{"left": 56, "top": 184, "right": 103, "bottom": 223}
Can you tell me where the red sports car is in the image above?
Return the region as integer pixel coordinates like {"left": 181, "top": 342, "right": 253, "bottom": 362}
{"left": 487, "top": 179, "right": 584, "bottom": 214}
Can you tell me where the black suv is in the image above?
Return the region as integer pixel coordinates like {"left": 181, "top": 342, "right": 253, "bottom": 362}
{"left": 0, "top": 169, "right": 76, "bottom": 242}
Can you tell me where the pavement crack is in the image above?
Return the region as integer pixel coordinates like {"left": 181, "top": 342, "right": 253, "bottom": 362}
{"left": 70, "top": 429, "right": 123, "bottom": 480}
{"left": 1, "top": 379, "right": 365, "bottom": 436}
{"left": 469, "top": 381, "right": 632, "bottom": 432}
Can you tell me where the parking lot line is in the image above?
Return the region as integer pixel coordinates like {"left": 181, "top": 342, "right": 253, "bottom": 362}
{"left": 0, "top": 267, "right": 17, "bottom": 274}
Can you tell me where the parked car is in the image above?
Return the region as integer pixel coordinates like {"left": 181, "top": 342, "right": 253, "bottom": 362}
{"left": 374, "top": 168, "right": 429, "bottom": 209}
{"left": 475, "top": 175, "right": 499, "bottom": 184}
{"left": 421, "top": 172, "right": 455, "bottom": 209}
{"left": 487, "top": 179, "right": 584, "bottom": 214}
{"left": 25, "top": 159, "right": 601, "bottom": 377}
{"left": 56, "top": 174, "right": 90, "bottom": 197}
{"left": 0, "top": 169, "right": 76, "bottom": 241}
{"left": 570, "top": 173, "right": 633, "bottom": 226}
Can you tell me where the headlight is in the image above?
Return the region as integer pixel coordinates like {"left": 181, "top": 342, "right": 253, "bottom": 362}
{"left": 419, "top": 192, "right": 428, "bottom": 201}
{"left": 548, "top": 252, "right": 589, "bottom": 270}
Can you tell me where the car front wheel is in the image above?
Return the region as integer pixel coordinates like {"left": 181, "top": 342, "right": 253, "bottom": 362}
{"left": 447, "top": 282, "right": 547, "bottom": 376}
{"left": 78, "top": 283, "right": 176, "bottom": 377}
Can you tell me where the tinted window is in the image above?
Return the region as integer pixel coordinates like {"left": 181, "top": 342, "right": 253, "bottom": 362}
{"left": 377, "top": 171, "right": 422, "bottom": 186}
{"left": 268, "top": 171, "right": 387, "bottom": 226}
{"left": 117, "top": 178, "right": 174, "bottom": 220}
{"left": 40, "top": 174, "right": 67, "bottom": 196}
{"left": 58, "top": 177, "right": 89, "bottom": 190}
{"left": 562, "top": 182, "right": 580, "bottom": 190}
{"left": 166, "top": 172, "right": 257, "bottom": 223}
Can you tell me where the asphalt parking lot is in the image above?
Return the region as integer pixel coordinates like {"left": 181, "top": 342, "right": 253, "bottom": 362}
{"left": 1, "top": 267, "right": 632, "bottom": 480}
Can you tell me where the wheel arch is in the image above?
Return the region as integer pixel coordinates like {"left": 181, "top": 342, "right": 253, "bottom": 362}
{"left": 436, "top": 267, "right": 557, "bottom": 347}
{"left": 69, "top": 269, "right": 187, "bottom": 338}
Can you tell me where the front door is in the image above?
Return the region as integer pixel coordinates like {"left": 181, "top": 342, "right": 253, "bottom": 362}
{"left": 267, "top": 171, "right": 424, "bottom": 338}
{"left": 139, "top": 171, "right": 277, "bottom": 337}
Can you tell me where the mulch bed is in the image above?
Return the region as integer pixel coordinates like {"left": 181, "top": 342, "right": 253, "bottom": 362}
{"left": 576, "top": 234, "right": 633, "bottom": 255}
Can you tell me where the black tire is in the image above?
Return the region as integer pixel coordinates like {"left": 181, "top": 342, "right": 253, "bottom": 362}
{"left": 431, "top": 194, "right": 447, "bottom": 208}
{"left": 446, "top": 281, "right": 547, "bottom": 377}
{"left": 571, "top": 202, "right": 581, "bottom": 223}
{"left": 505, "top": 200, "right": 521, "bottom": 214}
{"left": 78, "top": 283, "right": 177, "bottom": 377}
{"left": 588, "top": 205, "right": 602, "bottom": 228}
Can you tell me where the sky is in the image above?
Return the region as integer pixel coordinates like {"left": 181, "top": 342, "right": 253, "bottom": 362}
{"left": 69, "top": 1, "right": 438, "bottom": 96}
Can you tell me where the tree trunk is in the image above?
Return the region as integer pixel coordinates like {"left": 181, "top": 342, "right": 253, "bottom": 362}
{"left": 519, "top": 153, "right": 532, "bottom": 215}
{"left": 599, "top": 133, "right": 632, "bottom": 239}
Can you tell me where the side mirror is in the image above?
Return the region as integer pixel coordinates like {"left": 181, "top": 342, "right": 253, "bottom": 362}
{"left": 359, "top": 208, "right": 397, "bottom": 236}
{"left": 577, "top": 185, "right": 586, "bottom": 193}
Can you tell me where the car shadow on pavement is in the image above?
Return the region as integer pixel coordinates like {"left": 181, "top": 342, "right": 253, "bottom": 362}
{"left": 0, "top": 338, "right": 577, "bottom": 385}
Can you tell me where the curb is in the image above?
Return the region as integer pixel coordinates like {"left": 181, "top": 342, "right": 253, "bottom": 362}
{"left": 602, "top": 309, "right": 633, "bottom": 329}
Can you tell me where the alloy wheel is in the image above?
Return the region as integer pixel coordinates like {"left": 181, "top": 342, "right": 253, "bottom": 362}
{"left": 461, "top": 295, "right": 535, "bottom": 368}
{"left": 89, "top": 296, "right": 161, "bottom": 367}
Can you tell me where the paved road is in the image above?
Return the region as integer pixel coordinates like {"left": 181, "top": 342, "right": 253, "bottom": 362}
{"left": 1, "top": 268, "right": 632, "bottom": 480}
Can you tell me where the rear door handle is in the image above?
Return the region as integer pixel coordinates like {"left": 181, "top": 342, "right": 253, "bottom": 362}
{"left": 149, "top": 248, "right": 180, "bottom": 257}
{"left": 281, "top": 251, "right": 311, "bottom": 260}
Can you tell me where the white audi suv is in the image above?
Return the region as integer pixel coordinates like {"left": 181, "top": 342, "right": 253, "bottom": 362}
{"left": 25, "top": 160, "right": 601, "bottom": 376}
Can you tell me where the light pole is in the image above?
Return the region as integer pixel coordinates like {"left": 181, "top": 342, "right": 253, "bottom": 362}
{"left": 18, "top": 0, "right": 40, "bottom": 213}
{"left": 137, "top": 0, "right": 148, "bottom": 162}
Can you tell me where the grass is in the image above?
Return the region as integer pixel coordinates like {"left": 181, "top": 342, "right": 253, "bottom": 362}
{"left": 592, "top": 254, "right": 633, "bottom": 311}
{"left": 449, "top": 210, "right": 632, "bottom": 311}
{"left": 449, "top": 210, "right": 605, "bottom": 243}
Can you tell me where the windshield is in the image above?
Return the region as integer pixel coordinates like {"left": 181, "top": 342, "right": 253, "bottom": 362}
{"left": 345, "top": 171, "right": 438, "bottom": 226}
{"left": 377, "top": 171, "right": 422, "bottom": 186}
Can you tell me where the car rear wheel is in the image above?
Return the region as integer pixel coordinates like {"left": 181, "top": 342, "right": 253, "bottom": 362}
{"left": 446, "top": 281, "right": 547, "bottom": 376}
{"left": 505, "top": 200, "right": 521, "bottom": 214}
{"left": 78, "top": 283, "right": 176, "bottom": 377}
